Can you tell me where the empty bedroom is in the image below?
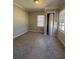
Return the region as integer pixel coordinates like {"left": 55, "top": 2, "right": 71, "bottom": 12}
{"left": 13, "top": 0, "right": 65, "bottom": 59}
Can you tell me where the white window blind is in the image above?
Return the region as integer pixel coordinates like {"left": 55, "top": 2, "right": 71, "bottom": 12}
{"left": 59, "top": 9, "right": 65, "bottom": 33}
{"left": 37, "top": 15, "right": 44, "bottom": 27}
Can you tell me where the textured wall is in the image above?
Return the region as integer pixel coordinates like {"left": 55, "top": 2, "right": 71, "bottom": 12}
{"left": 59, "top": 8, "right": 65, "bottom": 23}
{"left": 13, "top": 5, "right": 28, "bottom": 38}
{"left": 28, "top": 11, "right": 45, "bottom": 33}
{"left": 56, "top": 8, "right": 65, "bottom": 46}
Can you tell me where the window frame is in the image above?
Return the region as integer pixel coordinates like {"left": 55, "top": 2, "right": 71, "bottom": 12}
{"left": 37, "top": 15, "right": 45, "bottom": 27}
{"left": 59, "top": 22, "right": 65, "bottom": 33}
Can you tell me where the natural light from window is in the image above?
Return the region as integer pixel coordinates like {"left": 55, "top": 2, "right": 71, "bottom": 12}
{"left": 37, "top": 15, "right": 44, "bottom": 27}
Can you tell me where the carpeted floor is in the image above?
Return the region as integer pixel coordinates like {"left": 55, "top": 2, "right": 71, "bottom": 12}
{"left": 13, "top": 32, "right": 65, "bottom": 59}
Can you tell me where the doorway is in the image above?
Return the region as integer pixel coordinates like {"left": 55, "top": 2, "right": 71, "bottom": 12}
{"left": 46, "top": 13, "right": 57, "bottom": 36}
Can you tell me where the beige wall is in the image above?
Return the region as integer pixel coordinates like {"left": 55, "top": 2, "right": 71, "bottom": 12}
{"left": 59, "top": 8, "right": 65, "bottom": 23}
{"left": 28, "top": 11, "right": 45, "bottom": 33}
{"left": 56, "top": 8, "right": 65, "bottom": 46}
{"left": 13, "top": 5, "right": 28, "bottom": 38}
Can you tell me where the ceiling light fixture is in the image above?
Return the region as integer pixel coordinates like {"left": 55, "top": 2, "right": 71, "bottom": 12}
{"left": 33, "top": 0, "right": 40, "bottom": 4}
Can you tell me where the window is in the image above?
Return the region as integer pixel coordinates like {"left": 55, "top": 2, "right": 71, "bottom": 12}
{"left": 37, "top": 15, "right": 44, "bottom": 27}
{"left": 59, "top": 22, "right": 65, "bottom": 32}
{"left": 59, "top": 9, "right": 65, "bottom": 33}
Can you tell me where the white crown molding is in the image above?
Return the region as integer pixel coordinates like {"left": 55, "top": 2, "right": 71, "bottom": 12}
{"left": 13, "top": 1, "right": 26, "bottom": 10}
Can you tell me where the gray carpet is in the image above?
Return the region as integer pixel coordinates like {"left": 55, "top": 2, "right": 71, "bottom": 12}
{"left": 13, "top": 32, "right": 65, "bottom": 59}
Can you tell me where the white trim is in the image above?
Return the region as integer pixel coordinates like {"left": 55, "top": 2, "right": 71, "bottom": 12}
{"left": 56, "top": 31, "right": 65, "bottom": 46}
{"left": 29, "top": 30, "right": 43, "bottom": 33}
{"left": 13, "top": 1, "right": 25, "bottom": 10}
{"left": 13, "top": 30, "right": 28, "bottom": 39}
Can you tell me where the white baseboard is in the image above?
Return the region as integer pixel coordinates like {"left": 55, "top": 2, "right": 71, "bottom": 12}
{"left": 13, "top": 29, "right": 43, "bottom": 39}
{"left": 56, "top": 31, "right": 65, "bottom": 46}
{"left": 29, "top": 30, "right": 43, "bottom": 33}
{"left": 13, "top": 30, "right": 28, "bottom": 39}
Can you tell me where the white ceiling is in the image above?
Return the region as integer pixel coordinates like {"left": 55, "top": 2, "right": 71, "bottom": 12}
{"left": 13, "top": 0, "right": 65, "bottom": 11}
